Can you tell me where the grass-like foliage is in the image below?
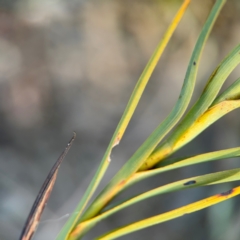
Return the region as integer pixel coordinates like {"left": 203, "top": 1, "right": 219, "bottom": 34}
{"left": 20, "top": 0, "right": 240, "bottom": 239}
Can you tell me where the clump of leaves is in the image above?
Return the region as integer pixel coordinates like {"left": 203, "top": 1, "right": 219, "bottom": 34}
{"left": 20, "top": 0, "right": 240, "bottom": 239}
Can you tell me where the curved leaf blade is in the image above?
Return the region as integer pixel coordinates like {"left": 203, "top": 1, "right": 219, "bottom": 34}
{"left": 173, "top": 99, "right": 240, "bottom": 151}
{"left": 75, "top": 0, "right": 192, "bottom": 227}
{"left": 58, "top": 1, "right": 191, "bottom": 239}
{"left": 212, "top": 77, "right": 240, "bottom": 105}
{"left": 71, "top": 168, "right": 240, "bottom": 239}
{"left": 79, "top": 0, "right": 226, "bottom": 225}
{"left": 127, "top": 146, "right": 240, "bottom": 188}
{"left": 98, "top": 185, "right": 240, "bottom": 240}
{"left": 140, "top": 43, "right": 240, "bottom": 170}
{"left": 19, "top": 133, "right": 76, "bottom": 240}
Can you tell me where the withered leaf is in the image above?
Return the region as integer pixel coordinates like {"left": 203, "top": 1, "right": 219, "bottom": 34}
{"left": 19, "top": 132, "right": 76, "bottom": 240}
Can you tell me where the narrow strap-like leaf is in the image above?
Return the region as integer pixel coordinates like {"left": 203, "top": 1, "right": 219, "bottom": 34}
{"left": 171, "top": 99, "right": 240, "bottom": 152}
{"left": 78, "top": 0, "right": 225, "bottom": 226}
{"left": 19, "top": 133, "right": 76, "bottom": 240}
{"left": 140, "top": 43, "right": 240, "bottom": 170}
{"left": 70, "top": 168, "right": 240, "bottom": 238}
{"left": 58, "top": 1, "right": 191, "bottom": 239}
{"left": 212, "top": 77, "right": 240, "bottom": 105}
{"left": 98, "top": 185, "right": 240, "bottom": 240}
{"left": 125, "top": 146, "right": 240, "bottom": 189}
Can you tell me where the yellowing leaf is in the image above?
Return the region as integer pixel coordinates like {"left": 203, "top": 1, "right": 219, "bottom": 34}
{"left": 98, "top": 186, "right": 240, "bottom": 240}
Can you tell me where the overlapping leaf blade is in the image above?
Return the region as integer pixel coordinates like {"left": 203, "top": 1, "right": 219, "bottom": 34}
{"left": 58, "top": 0, "right": 191, "bottom": 239}
{"left": 78, "top": 0, "right": 226, "bottom": 227}
{"left": 70, "top": 168, "right": 240, "bottom": 239}
{"left": 140, "top": 43, "right": 240, "bottom": 170}
{"left": 125, "top": 146, "right": 240, "bottom": 190}
{"left": 98, "top": 185, "right": 240, "bottom": 240}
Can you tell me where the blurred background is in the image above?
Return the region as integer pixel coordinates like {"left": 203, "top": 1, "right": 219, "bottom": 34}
{"left": 0, "top": 0, "right": 240, "bottom": 239}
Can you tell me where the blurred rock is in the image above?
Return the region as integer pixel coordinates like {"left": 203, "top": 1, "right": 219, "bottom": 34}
{"left": 0, "top": 0, "right": 239, "bottom": 240}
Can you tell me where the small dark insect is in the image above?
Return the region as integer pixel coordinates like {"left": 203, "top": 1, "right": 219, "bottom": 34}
{"left": 183, "top": 180, "right": 196, "bottom": 186}
{"left": 193, "top": 61, "right": 196, "bottom": 65}
{"left": 220, "top": 189, "right": 233, "bottom": 196}
{"left": 19, "top": 132, "right": 76, "bottom": 240}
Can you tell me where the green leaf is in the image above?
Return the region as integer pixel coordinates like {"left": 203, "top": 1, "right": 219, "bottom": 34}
{"left": 98, "top": 185, "right": 240, "bottom": 240}
{"left": 57, "top": 0, "right": 191, "bottom": 239}
{"left": 174, "top": 100, "right": 240, "bottom": 149}
{"left": 212, "top": 77, "right": 240, "bottom": 105}
{"left": 140, "top": 43, "right": 240, "bottom": 170}
{"left": 123, "top": 146, "right": 240, "bottom": 191}
{"left": 70, "top": 168, "right": 240, "bottom": 239}
{"left": 78, "top": 0, "right": 226, "bottom": 226}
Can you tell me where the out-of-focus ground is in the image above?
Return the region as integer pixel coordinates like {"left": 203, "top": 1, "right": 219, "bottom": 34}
{"left": 0, "top": 0, "right": 240, "bottom": 239}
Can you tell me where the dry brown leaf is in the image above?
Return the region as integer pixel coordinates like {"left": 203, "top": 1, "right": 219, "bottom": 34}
{"left": 19, "top": 132, "right": 76, "bottom": 240}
